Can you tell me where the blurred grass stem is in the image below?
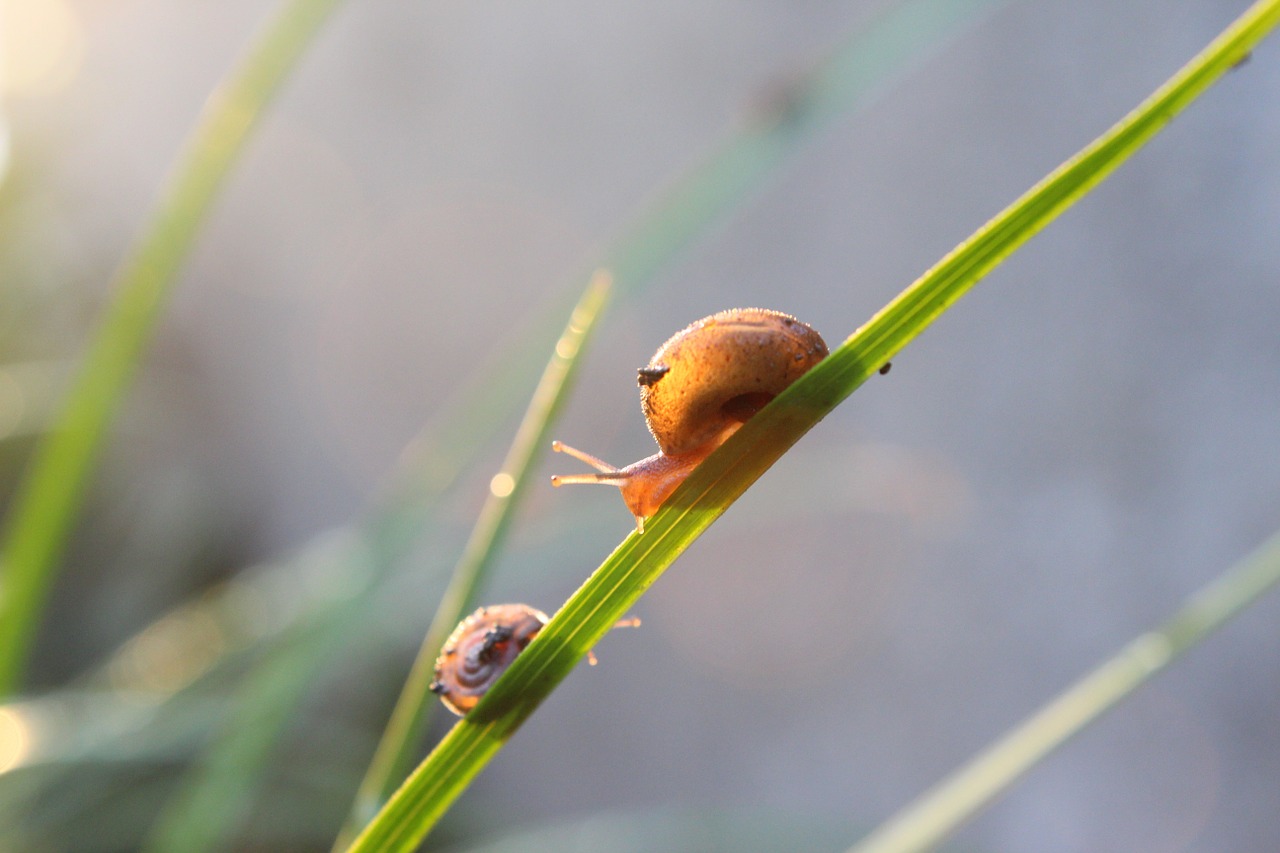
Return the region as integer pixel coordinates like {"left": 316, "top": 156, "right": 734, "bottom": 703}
{"left": 848, "top": 528, "right": 1280, "bottom": 853}
{"left": 0, "top": 0, "right": 347, "bottom": 695}
{"left": 332, "top": 272, "right": 612, "bottom": 848}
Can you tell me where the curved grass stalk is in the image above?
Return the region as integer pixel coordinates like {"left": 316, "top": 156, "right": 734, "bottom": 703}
{"left": 336, "top": 2, "right": 1016, "bottom": 841}
{"left": 332, "top": 271, "right": 612, "bottom": 848}
{"left": 141, "top": 274, "right": 611, "bottom": 853}
{"left": 847, "top": 528, "right": 1280, "bottom": 853}
{"left": 0, "top": 0, "right": 348, "bottom": 697}
{"left": 342, "top": 2, "right": 1280, "bottom": 849}
{"left": 140, "top": 575, "right": 370, "bottom": 853}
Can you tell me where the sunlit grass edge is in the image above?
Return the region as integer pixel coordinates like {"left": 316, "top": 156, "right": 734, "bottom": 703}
{"left": 331, "top": 273, "right": 613, "bottom": 848}
{"left": 344, "top": 3, "right": 1279, "bottom": 850}
{"left": 847, "top": 527, "right": 1280, "bottom": 853}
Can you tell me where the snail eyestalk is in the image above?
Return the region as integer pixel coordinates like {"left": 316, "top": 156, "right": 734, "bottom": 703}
{"left": 549, "top": 441, "right": 624, "bottom": 479}
{"left": 549, "top": 440, "right": 644, "bottom": 530}
{"left": 551, "top": 442, "right": 711, "bottom": 533}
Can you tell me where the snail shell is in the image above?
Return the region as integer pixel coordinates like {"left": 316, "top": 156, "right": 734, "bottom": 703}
{"left": 641, "top": 308, "right": 829, "bottom": 455}
{"left": 552, "top": 308, "right": 827, "bottom": 531}
{"left": 429, "top": 604, "right": 548, "bottom": 717}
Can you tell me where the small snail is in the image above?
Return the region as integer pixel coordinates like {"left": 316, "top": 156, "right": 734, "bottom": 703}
{"left": 430, "top": 604, "right": 548, "bottom": 717}
{"left": 430, "top": 604, "right": 639, "bottom": 716}
{"left": 552, "top": 308, "right": 828, "bottom": 531}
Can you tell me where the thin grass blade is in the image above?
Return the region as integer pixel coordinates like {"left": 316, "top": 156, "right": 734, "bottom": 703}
{"left": 328, "top": 6, "right": 1021, "bottom": 830}
{"left": 142, "top": 274, "right": 609, "bottom": 853}
{"left": 332, "top": 271, "right": 612, "bottom": 847}
{"left": 343, "top": 3, "right": 1280, "bottom": 850}
{"left": 140, "top": 560, "right": 370, "bottom": 853}
{"left": 847, "top": 528, "right": 1280, "bottom": 853}
{"left": 0, "top": 0, "right": 348, "bottom": 696}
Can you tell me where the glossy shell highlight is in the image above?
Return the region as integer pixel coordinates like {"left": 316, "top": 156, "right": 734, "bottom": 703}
{"left": 639, "top": 308, "right": 828, "bottom": 456}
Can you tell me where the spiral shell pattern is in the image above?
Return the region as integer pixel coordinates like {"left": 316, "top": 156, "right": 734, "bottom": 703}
{"left": 430, "top": 604, "right": 549, "bottom": 716}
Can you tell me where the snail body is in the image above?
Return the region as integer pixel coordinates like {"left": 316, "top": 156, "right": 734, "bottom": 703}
{"left": 552, "top": 308, "right": 828, "bottom": 531}
{"left": 430, "top": 604, "right": 547, "bottom": 716}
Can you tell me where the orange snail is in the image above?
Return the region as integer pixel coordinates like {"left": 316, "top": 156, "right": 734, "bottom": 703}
{"left": 551, "top": 308, "right": 829, "bottom": 531}
{"left": 430, "top": 604, "right": 639, "bottom": 716}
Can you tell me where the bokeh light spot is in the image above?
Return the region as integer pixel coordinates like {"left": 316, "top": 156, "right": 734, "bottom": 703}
{"left": 0, "top": 707, "right": 31, "bottom": 773}
{"left": 1, "top": 0, "right": 86, "bottom": 98}
{"left": 489, "top": 472, "right": 515, "bottom": 498}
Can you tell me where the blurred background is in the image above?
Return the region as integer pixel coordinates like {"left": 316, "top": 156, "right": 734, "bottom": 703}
{"left": 1, "top": 0, "right": 1279, "bottom": 850}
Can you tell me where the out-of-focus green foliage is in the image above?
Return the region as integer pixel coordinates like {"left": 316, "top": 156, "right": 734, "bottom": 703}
{"left": 0, "top": 0, "right": 348, "bottom": 696}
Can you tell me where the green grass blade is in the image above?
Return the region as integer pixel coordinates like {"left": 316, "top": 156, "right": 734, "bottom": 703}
{"left": 140, "top": 571, "right": 370, "bottom": 853}
{"left": 0, "top": 0, "right": 347, "bottom": 696}
{"left": 327, "top": 7, "right": 1019, "bottom": 827}
{"left": 334, "top": 271, "right": 612, "bottom": 847}
{"left": 138, "top": 273, "right": 609, "bottom": 853}
{"left": 141, "top": 275, "right": 610, "bottom": 853}
{"left": 847, "top": 529, "right": 1280, "bottom": 853}
{"left": 343, "top": 3, "right": 1280, "bottom": 850}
